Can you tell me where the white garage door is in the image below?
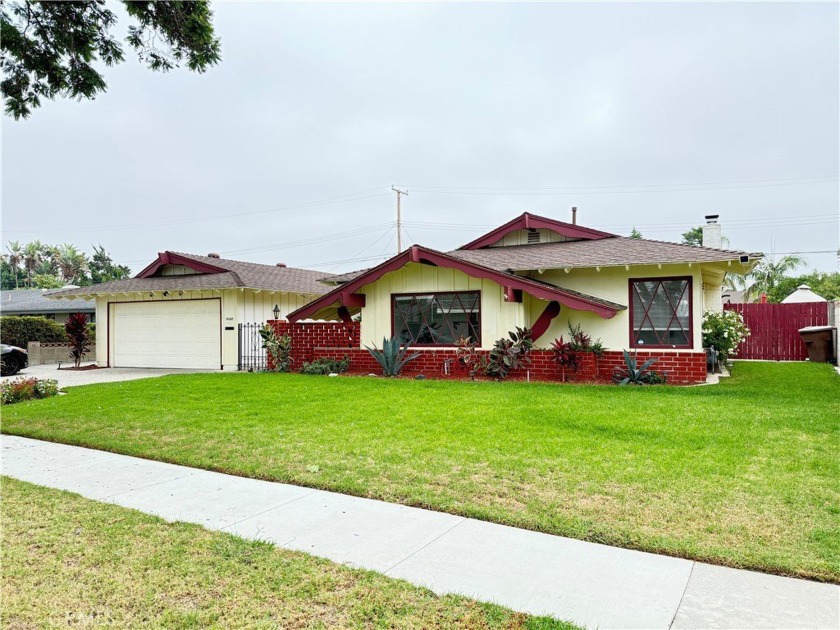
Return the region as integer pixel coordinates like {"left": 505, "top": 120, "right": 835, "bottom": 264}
{"left": 113, "top": 299, "right": 221, "bottom": 369}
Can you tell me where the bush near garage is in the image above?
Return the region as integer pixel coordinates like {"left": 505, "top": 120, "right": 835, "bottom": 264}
{"left": 0, "top": 316, "right": 66, "bottom": 348}
{"left": 1, "top": 377, "right": 59, "bottom": 405}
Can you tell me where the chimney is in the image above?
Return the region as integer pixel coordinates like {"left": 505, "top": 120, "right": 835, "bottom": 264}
{"left": 571, "top": 206, "right": 577, "bottom": 225}
{"left": 207, "top": 252, "right": 221, "bottom": 258}
{"left": 276, "top": 262, "right": 287, "bottom": 268}
{"left": 702, "top": 215, "right": 721, "bottom": 249}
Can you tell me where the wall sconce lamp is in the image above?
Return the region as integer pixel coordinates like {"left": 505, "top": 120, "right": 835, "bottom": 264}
{"left": 272, "top": 304, "right": 280, "bottom": 320}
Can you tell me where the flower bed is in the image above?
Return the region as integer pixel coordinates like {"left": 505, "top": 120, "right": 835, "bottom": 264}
{"left": 1, "top": 377, "right": 59, "bottom": 405}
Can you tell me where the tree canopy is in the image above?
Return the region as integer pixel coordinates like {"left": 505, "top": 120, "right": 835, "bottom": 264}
{"left": 681, "top": 226, "right": 703, "bottom": 246}
{"left": 2, "top": 241, "right": 130, "bottom": 289}
{"left": 1, "top": 1, "right": 220, "bottom": 119}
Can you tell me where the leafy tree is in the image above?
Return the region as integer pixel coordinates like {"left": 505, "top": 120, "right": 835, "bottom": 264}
{"left": 681, "top": 226, "right": 703, "bottom": 246}
{"left": 766, "top": 271, "right": 840, "bottom": 303}
{"left": 32, "top": 273, "right": 63, "bottom": 289}
{"left": 1, "top": 259, "right": 25, "bottom": 290}
{"left": 89, "top": 244, "right": 130, "bottom": 284}
{"left": 629, "top": 227, "right": 643, "bottom": 239}
{"left": 1, "top": 1, "right": 221, "bottom": 119}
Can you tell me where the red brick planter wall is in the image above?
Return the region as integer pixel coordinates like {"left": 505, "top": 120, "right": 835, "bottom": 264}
{"left": 268, "top": 320, "right": 707, "bottom": 384}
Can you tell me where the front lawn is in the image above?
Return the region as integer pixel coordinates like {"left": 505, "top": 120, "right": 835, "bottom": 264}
{"left": 3, "top": 362, "right": 838, "bottom": 582}
{"left": 2, "top": 478, "right": 568, "bottom": 628}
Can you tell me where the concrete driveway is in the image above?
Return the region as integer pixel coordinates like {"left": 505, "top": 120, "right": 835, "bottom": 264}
{"left": 1, "top": 364, "right": 213, "bottom": 388}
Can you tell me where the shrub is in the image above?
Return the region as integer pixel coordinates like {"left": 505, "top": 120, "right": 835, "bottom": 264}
{"left": 485, "top": 327, "right": 533, "bottom": 380}
{"left": 300, "top": 356, "right": 350, "bottom": 375}
{"left": 65, "top": 313, "right": 91, "bottom": 368}
{"left": 455, "top": 335, "right": 485, "bottom": 380}
{"left": 702, "top": 309, "right": 750, "bottom": 360}
{"left": 0, "top": 315, "right": 65, "bottom": 348}
{"left": 364, "top": 336, "right": 420, "bottom": 377}
{"left": 550, "top": 336, "right": 581, "bottom": 381}
{"left": 1, "top": 377, "right": 59, "bottom": 405}
{"left": 567, "top": 323, "right": 605, "bottom": 355}
{"left": 259, "top": 325, "right": 293, "bottom": 372}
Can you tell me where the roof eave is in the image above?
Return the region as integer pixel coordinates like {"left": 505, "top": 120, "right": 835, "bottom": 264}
{"left": 287, "top": 245, "right": 623, "bottom": 322}
{"left": 459, "top": 212, "right": 617, "bottom": 250}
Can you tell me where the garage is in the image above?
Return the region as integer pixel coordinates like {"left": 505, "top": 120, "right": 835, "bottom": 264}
{"left": 112, "top": 299, "right": 221, "bottom": 369}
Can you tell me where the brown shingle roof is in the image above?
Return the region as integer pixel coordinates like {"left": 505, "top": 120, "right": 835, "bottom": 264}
{"left": 448, "top": 237, "right": 759, "bottom": 271}
{"left": 323, "top": 237, "right": 759, "bottom": 284}
{"left": 47, "top": 252, "right": 333, "bottom": 298}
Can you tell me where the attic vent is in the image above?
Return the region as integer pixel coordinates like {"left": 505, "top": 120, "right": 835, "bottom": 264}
{"left": 527, "top": 230, "right": 541, "bottom": 244}
{"left": 207, "top": 252, "right": 221, "bottom": 258}
{"left": 276, "top": 263, "right": 287, "bottom": 268}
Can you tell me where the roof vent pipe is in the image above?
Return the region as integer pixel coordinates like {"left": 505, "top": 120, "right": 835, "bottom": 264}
{"left": 207, "top": 252, "right": 221, "bottom": 258}
{"left": 276, "top": 263, "right": 287, "bottom": 268}
{"left": 702, "top": 215, "right": 722, "bottom": 249}
{"left": 571, "top": 206, "right": 577, "bottom": 225}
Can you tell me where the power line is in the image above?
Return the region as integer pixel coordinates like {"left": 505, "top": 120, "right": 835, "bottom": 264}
{"left": 397, "top": 175, "right": 838, "bottom": 194}
{"left": 5, "top": 187, "right": 390, "bottom": 234}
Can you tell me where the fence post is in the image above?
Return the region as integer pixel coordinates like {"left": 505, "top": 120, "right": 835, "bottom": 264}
{"left": 829, "top": 301, "right": 840, "bottom": 366}
{"left": 27, "top": 341, "right": 41, "bottom": 365}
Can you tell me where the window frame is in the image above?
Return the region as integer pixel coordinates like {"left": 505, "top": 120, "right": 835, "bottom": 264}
{"left": 391, "top": 290, "right": 482, "bottom": 348}
{"left": 628, "top": 276, "right": 694, "bottom": 349}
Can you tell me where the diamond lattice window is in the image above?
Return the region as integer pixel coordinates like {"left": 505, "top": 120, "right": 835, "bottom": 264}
{"left": 393, "top": 292, "right": 481, "bottom": 346}
{"left": 630, "top": 278, "right": 692, "bottom": 348}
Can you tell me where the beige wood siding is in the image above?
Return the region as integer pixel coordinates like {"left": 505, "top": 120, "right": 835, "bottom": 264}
{"left": 359, "top": 262, "right": 525, "bottom": 350}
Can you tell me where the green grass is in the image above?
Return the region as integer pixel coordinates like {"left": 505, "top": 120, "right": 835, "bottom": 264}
{"left": 1, "top": 478, "right": 572, "bottom": 629}
{"left": 3, "top": 362, "right": 839, "bottom": 582}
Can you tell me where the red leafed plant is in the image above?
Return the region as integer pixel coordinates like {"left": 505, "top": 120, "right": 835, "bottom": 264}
{"left": 551, "top": 336, "right": 581, "bottom": 382}
{"left": 65, "top": 312, "right": 91, "bottom": 368}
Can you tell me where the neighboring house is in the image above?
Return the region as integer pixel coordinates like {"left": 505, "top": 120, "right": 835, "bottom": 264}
{"left": 48, "top": 252, "right": 332, "bottom": 370}
{"left": 1, "top": 289, "right": 95, "bottom": 324}
{"left": 287, "top": 212, "right": 761, "bottom": 382}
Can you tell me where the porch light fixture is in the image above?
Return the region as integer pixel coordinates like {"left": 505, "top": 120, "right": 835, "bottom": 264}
{"left": 272, "top": 304, "right": 280, "bottom": 319}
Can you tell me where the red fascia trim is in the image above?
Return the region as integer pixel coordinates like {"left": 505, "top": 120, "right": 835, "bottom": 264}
{"left": 341, "top": 292, "right": 366, "bottom": 308}
{"left": 136, "top": 252, "right": 227, "bottom": 279}
{"left": 287, "top": 245, "right": 621, "bottom": 322}
{"left": 531, "top": 300, "right": 561, "bottom": 341}
{"left": 459, "top": 212, "right": 616, "bottom": 250}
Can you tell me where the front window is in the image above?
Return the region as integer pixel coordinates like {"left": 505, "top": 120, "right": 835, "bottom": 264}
{"left": 393, "top": 291, "right": 480, "bottom": 346}
{"left": 630, "top": 278, "right": 692, "bottom": 348}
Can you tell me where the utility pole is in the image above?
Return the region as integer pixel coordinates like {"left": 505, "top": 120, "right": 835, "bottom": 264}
{"left": 391, "top": 186, "right": 408, "bottom": 253}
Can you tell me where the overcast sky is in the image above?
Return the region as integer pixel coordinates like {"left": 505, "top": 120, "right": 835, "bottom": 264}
{"left": 3, "top": 2, "right": 839, "bottom": 275}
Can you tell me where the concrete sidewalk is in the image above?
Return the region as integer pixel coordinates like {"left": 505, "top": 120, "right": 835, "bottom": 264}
{"left": 3, "top": 436, "right": 838, "bottom": 630}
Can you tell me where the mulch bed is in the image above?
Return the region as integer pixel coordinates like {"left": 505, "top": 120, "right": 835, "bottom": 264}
{"left": 56, "top": 364, "right": 105, "bottom": 371}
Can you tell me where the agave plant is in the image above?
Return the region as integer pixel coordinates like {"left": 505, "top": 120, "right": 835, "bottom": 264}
{"left": 365, "top": 336, "right": 420, "bottom": 377}
{"left": 613, "top": 350, "right": 659, "bottom": 385}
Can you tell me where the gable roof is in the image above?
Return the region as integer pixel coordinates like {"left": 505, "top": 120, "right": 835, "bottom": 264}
{"left": 449, "top": 236, "right": 760, "bottom": 272}
{"left": 1, "top": 289, "right": 94, "bottom": 313}
{"left": 288, "top": 245, "right": 626, "bottom": 323}
{"left": 459, "top": 211, "right": 616, "bottom": 249}
{"left": 47, "top": 251, "right": 333, "bottom": 298}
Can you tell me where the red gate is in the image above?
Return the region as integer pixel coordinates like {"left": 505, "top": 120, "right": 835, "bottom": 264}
{"left": 723, "top": 302, "right": 828, "bottom": 361}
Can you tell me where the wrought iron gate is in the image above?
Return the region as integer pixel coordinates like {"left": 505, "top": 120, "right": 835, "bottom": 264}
{"left": 238, "top": 323, "right": 267, "bottom": 371}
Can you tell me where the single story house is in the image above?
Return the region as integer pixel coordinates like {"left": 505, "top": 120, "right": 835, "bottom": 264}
{"left": 47, "top": 252, "right": 332, "bottom": 370}
{"left": 283, "top": 212, "right": 761, "bottom": 383}
{"left": 1, "top": 289, "right": 95, "bottom": 324}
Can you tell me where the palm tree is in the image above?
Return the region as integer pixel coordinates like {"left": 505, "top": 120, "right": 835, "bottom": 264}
{"left": 22, "top": 240, "right": 44, "bottom": 288}
{"left": 54, "top": 244, "right": 89, "bottom": 285}
{"left": 5, "top": 241, "right": 23, "bottom": 288}
{"left": 726, "top": 254, "right": 806, "bottom": 302}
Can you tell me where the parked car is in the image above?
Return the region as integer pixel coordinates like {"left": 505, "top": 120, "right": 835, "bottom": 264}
{"left": 1, "top": 344, "right": 28, "bottom": 376}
